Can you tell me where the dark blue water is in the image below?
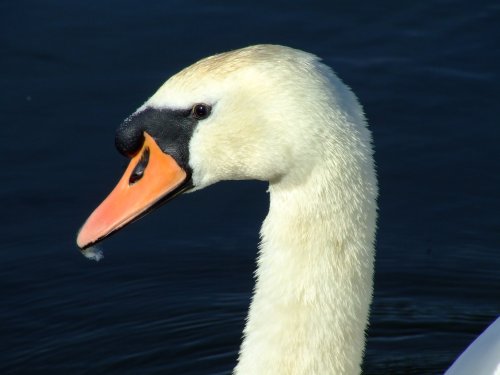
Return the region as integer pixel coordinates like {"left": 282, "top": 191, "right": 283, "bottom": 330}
{"left": 2, "top": 1, "right": 499, "bottom": 374}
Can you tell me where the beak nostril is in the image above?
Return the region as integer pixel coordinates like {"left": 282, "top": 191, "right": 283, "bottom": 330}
{"left": 129, "top": 147, "right": 150, "bottom": 185}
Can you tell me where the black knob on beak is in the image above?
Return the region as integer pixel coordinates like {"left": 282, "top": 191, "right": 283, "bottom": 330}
{"left": 115, "top": 114, "right": 145, "bottom": 157}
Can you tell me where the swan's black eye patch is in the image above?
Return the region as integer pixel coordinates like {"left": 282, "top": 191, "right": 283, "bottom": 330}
{"left": 191, "top": 103, "right": 211, "bottom": 120}
{"left": 116, "top": 107, "right": 200, "bottom": 173}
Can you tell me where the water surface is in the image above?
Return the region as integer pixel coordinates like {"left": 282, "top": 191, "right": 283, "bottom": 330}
{"left": 1, "top": 1, "right": 499, "bottom": 374}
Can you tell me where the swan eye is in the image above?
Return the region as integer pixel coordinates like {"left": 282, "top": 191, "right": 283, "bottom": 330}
{"left": 191, "top": 103, "right": 211, "bottom": 120}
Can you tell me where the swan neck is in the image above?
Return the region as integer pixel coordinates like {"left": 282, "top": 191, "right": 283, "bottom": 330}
{"left": 235, "top": 159, "right": 377, "bottom": 375}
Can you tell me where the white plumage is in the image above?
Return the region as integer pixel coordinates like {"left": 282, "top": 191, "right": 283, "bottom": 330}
{"left": 146, "top": 45, "right": 378, "bottom": 374}
{"left": 81, "top": 44, "right": 498, "bottom": 374}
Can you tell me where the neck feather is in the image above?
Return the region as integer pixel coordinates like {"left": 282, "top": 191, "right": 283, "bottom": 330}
{"left": 234, "top": 142, "right": 377, "bottom": 375}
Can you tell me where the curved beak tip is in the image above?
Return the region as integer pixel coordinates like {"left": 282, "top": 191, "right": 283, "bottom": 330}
{"left": 76, "top": 230, "right": 86, "bottom": 250}
{"left": 76, "top": 227, "right": 94, "bottom": 250}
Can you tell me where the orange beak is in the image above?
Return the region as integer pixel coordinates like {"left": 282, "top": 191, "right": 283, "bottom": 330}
{"left": 76, "top": 132, "right": 188, "bottom": 249}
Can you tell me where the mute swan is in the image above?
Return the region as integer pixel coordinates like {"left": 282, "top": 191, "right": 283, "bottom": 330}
{"left": 77, "top": 44, "right": 500, "bottom": 374}
{"left": 77, "top": 44, "right": 376, "bottom": 374}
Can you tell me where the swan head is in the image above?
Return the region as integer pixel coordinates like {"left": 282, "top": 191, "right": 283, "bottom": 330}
{"left": 76, "top": 44, "right": 368, "bottom": 249}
